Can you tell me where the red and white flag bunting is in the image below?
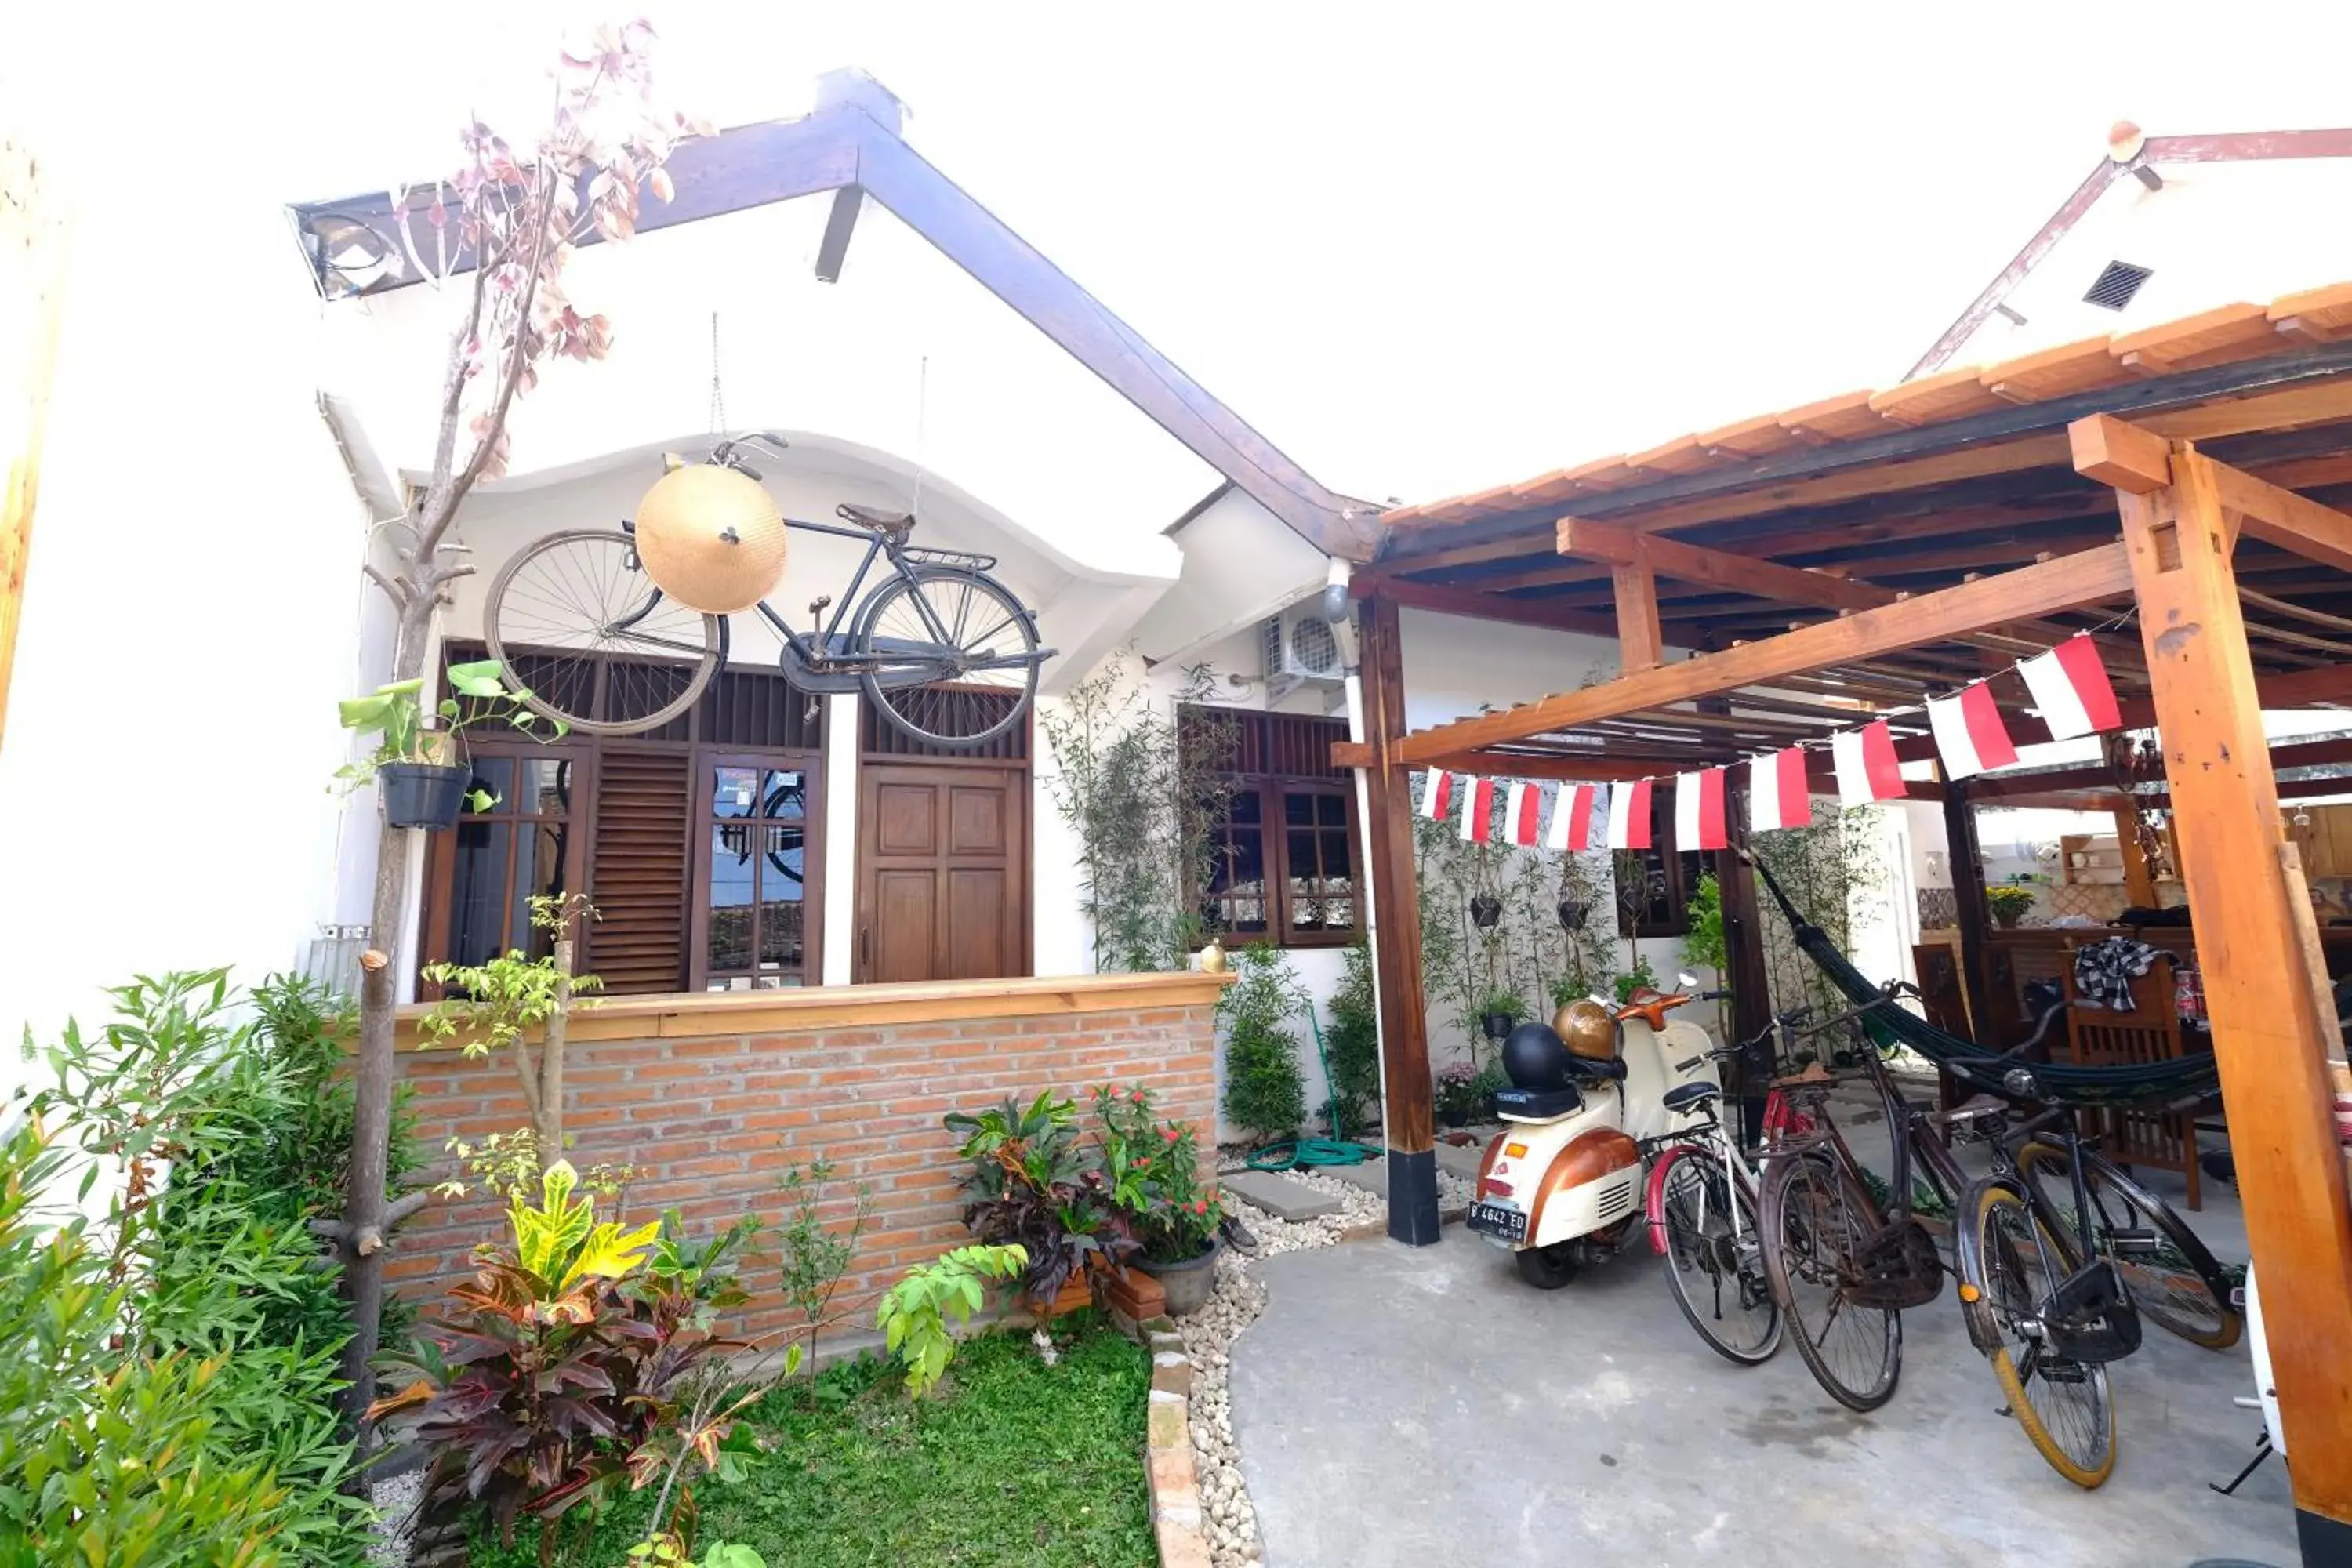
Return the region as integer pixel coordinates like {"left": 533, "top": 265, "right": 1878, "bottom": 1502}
{"left": 1418, "top": 768, "right": 1454, "bottom": 821}
{"left": 1832, "top": 720, "right": 1905, "bottom": 808}
{"left": 1926, "top": 681, "right": 2019, "bottom": 780}
{"left": 1606, "top": 778, "right": 1653, "bottom": 850}
{"left": 1749, "top": 746, "right": 1810, "bottom": 832}
{"left": 1675, "top": 768, "right": 1730, "bottom": 852}
{"left": 2017, "top": 633, "right": 2124, "bottom": 741}
{"left": 1505, "top": 781, "right": 1542, "bottom": 846}
{"left": 1548, "top": 782, "right": 1601, "bottom": 851}
{"left": 1458, "top": 775, "right": 1497, "bottom": 842}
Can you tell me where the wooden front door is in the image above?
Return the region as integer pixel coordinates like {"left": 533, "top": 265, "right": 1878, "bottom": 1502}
{"left": 855, "top": 764, "right": 1029, "bottom": 983}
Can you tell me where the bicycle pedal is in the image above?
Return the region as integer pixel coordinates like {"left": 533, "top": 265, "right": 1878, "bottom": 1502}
{"left": 2106, "top": 1228, "right": 2159, "bottom": 1254}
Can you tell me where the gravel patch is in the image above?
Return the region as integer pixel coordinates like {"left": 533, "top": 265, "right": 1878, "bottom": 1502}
{"left": 366, "top": 1464, "right": 422, "bottom": 1568}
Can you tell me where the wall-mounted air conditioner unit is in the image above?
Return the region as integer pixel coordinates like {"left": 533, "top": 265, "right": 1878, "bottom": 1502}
{"left": 1261, "top": 604, "right": 1345, "bottom": 703}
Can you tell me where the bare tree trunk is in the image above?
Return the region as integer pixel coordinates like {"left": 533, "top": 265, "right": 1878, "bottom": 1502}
{"left": 536, "top": 937, "right": 573, "bottom": 1163}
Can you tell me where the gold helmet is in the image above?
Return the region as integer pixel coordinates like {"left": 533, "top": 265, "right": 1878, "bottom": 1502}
{"left": 1553, "top": 998, "right": 1622, "bottom": 1063}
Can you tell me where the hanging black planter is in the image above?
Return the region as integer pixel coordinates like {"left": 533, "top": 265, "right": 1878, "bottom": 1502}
{"left": 380, "top": 762, "right": 474, "bottom": 830}
{"left": 1556, "top": 898, "right": 1589, "bottom": 931}
{"left": 1481, "top": 1011, "right": 1516, "bottom": 1042}
{"left": 1468, "top": 893, "right": 1503, "bottom": 929}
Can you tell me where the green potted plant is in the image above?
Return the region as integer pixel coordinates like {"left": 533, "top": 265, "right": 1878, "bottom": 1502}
{"left": 1476, "top": 985, "right": 1530, "bottom": 1044}
{"left": 1093, "top": 1084, "right": 1225, "bottom": 1316}
{"left": 1988, "top": 884, "right": 2038, "bottom": 929}
{"left": 336, "top": 658, "right": 561, "bottom": 831}
{"left": 1470, "top": 1061, "right": 1510, "bottom": 1123}
{"left": 1435, "top": 1061, "right": 1479, "bottom": 1129}
{"left": 944, "top": 1091, "right": 1138, "bottom": 1316}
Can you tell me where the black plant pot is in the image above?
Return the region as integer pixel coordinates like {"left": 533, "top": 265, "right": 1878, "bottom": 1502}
{"left": 1440, "top": 1105, "right": 1469, "bottom": 1130}
{"left": 1483, "top": 1091, "right": 1500, "bottom": 1121}
{"left": 1468, "top": 893, "right": 1503, "bottom": 929}
{"left": 1481, "top": 1011, "right": 1515, "bottom": 1042}
{"left": 1556, "top": 898, "right": 1589, "bottom": 931}
{"left": 380, "top": 761, "right": 474, "bottom": 830}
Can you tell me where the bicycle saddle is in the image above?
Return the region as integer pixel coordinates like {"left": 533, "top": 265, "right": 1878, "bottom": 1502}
{"left": 1661, "top": 1081, "right": 1719, "bottom": 1115}
{"left": 837, "top": 502, "right": 914, "bottom": 537}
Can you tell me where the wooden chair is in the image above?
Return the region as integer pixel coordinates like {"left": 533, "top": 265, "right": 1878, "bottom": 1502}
{"left": 1911, "top": 942, "right": 1972, "bottom": 1119}
{"left": 2061, "top": 948, "right": 2201, "bottom": 1210}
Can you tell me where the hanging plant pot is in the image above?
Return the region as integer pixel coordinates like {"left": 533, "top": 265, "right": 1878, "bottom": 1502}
{"left": 1481, "top": 1011, "right": 1516, "bottom": 1042}
{"left": 379, "top": 762, "right": 474, "bottom": 831}
{"left": 1556, "top": 898, "right": 1589, "bottom": 931}
{"left": 1468, "top": 893, "right": 1503, "bottom": 929}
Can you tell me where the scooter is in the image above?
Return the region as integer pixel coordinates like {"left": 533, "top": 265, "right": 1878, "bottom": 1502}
{"left": 1465, "top": 973, "right": 1730, "bottom": 1288}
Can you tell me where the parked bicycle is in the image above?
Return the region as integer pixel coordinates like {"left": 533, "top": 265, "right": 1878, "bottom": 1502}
{"left": 484, "top": 434, "right": 1053, "bottom": 748}
{"left": 1756, "top": 991, "right": 2237, "bottom": 1488}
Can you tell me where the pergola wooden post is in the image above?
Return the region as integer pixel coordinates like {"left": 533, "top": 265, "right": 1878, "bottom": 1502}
{"left": 1355, "top": 594, "right": 1441, "bottom": 1243}
{"left": 2077, "top": 419, "right": 2352, "bottom": 1559}
{"left": 1, "top": 129, "right": 71, "bottom": 756}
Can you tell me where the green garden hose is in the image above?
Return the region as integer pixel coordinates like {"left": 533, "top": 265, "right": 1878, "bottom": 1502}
{"left": 1241, "top": 1001, "right": 1381, "bottom": 1171}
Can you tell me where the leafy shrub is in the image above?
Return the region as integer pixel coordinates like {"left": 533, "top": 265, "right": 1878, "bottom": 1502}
{"left": 946, "top": 1091, "right": 1136, "bottom": 1303}
{"left": 1682, "top": 872, "right": 1726, "bottom": 976}
{"left": 1218, "top": 944, "right": 1308, "bottom": 1142}
{"left": 1322, "top": 939, "right": 1381, "bottom": 1135}
{"left": 1434, "top": 1061, "right": 1480, "bottom": 1120}
{"left": 374, "top": 1163, "right": 755, "bottom": 1557}
{"left": 771, "top": 1156, "right": 872, "bottom": 1371}
{"left": 1091, "top": 1083, "right": 1223, "bottom": 1262}
{"left": 876, "top": 1243, "right": 1029, "bottom": 1397}
{"left": 22, "top": 971, "right": 379, "bottom": 1564}
{"left": 1612, "top": 953, "right": 1661, "bottom": 1004}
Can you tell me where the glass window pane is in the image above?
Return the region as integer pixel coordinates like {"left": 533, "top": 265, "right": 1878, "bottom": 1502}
{"left": 1283, "top": 791, "right": 1316, "bottom": 826}
{"left": 708, "top": 824, "right": 755, "bottom": 972}
{"left": 1317, "top": 793, "right": 1347, "bottom": 826}
{"left": 1230, "top": 826, "right": 1265, "bottom": 887}
{"left": 465, "top": 756, "right": 514, "bottom": 815}
{"left": 514, "top": 757, "right": 570, "bottom": 817}
{"left": 712, "top": 766, "right": 760, "bottom": 818}
{"left": 510, "top": 824, "right": 569, "bottom": 956}
{"left": 1321, "top": 827, "right": 1351, "bottom": 882}
{"left": 760, "top": 770, "right": 805, "bottom": 821}
{"left": 1287, "top": 829, "right": 1318, "bottom": 883}
{"left": 758, "top": 825, "right": 804, "bottom": 972}
{"left": 448, "top": 820, "right": 512, "bottom": 967}
{"left": 1230, "top": 789, "right": 1261, "bottom": 825}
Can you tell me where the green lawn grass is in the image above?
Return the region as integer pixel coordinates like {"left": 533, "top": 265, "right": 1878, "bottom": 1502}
{"left": 466, "top": 1318, "right": 1156, "bottom": 1568}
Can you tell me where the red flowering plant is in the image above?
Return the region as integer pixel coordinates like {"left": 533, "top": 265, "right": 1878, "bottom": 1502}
{"left": 1091, "top": 1083, "right": 1225, "bottom": 1264}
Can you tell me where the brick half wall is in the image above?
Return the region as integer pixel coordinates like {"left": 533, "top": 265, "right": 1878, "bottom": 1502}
{"left": 388, "top": 973, "right": 1226, "bottom": 1351}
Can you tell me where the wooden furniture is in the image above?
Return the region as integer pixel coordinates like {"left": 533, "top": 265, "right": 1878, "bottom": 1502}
{"left": 2060, "top": 946, "right": 2201, "bottom": 1210}
{"left": 1911, "top": 942, "right": 1973, "bottom": 1118}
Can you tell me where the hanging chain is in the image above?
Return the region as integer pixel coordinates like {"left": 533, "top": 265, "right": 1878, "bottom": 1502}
{"left": 909, "top": 353, "right": 929, "bottom": 519}
{"left": 707, "top": 310, "right": 726, "bottom": 437}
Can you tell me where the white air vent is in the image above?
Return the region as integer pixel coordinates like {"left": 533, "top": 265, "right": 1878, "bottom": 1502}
{"left": 2084, "top": 260, "right": 2154, "bottom": 312}
{"left": 1261, "top": 604, "right": 1346, "bottom": 702}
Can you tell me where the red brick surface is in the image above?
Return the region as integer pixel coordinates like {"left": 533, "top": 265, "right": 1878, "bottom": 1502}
{"left": 389, "top": 1002, "right": 1220, "bottom": 1349}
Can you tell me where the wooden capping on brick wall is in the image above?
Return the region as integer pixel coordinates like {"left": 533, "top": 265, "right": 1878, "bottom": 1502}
{"left": 393, "top": 970, "right": 1233, "bottom": 1047}
{"left": 385, "top": 971, "right": 1230, "bottom": 1353}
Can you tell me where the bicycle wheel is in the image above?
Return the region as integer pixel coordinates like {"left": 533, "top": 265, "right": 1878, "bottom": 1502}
{"left": 2016, "top": 1140, "right": 2241, "bottom": 1351}
{"left": 1958, "top": 1178, "right": 2117, "bottom": 1488}
{"left": 853, "top": 567, "right": 1040, "bottom": 748}
{"left": 1759, "top": 1152, "right": 1901, "bottom": 1411}
{"left": 1650, "top": 1145, "right": 1780, "bottom": 1365}
{"left": 485, "top": 528, "right": 721, "bottom": 735}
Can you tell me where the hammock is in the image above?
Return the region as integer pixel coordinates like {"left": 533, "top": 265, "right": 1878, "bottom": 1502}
{"left": 1748, "top": 854, "right": 2223, "bottom": 1111}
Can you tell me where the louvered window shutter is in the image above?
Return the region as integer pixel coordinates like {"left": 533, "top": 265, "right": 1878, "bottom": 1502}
{"left": 587, "top": 748, "right": 695, "bottom": 993}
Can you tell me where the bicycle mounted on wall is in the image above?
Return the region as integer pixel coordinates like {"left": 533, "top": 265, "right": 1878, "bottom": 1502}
{"left": 485, "top": 434, "right": 1054, "bottom": 750}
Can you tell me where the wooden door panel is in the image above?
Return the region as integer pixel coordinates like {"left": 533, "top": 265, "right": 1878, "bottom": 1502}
{"left": 872, "top": 869, "right": 938, "bottom": 982}
{"left": 948, "top": 786, "right": 1006, "bottom": 855}
{"left": 874, "top": 783, "right": 939, "bottom": 855}
{"left": 946, "top": 867, "right": 1009, "bottom": 978}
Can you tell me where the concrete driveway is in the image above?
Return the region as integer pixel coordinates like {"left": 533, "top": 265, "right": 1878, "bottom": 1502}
{"left": 1229, "top": 1218, "right": 2292, "bottom": 1568}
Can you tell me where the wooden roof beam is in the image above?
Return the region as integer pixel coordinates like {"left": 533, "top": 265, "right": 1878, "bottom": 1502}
{"left": 2075, "top": 412, "right": 2352, "bottom": 572}
{"left": 1392, "top": 544, "right": 2136, "bottom": 763}
{"left": 1558, "top": 515, "right": 1891, "bottom": 614}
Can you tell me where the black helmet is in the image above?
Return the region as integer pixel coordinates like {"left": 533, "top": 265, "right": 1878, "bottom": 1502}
{"left": 1502, "top": 1020, "right": 1573, "bottom": 1091}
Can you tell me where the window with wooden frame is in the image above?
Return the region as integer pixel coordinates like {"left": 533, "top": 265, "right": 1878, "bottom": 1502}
{"left": 1616, "top": 786, "right": 1704, "bottom": 939}
{"left": 1187, "top": 706, "right": 1359, "bottom": 948}
{"left": 423, "top": 642, "right": 825, "bottom": 995}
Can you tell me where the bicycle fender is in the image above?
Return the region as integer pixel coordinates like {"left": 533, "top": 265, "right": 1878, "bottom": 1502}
{"left": 1643, "top": 1146, "right": 1686, "bottom": 1256}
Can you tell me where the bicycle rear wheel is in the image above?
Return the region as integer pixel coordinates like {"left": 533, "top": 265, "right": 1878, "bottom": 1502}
{"left": 1650, "top": 1145, "right": 1780, "bottom": 1365}
{"left": 1958, "top": 1178, "right": 2117, "bottom": 1488}
{"left": 853, "top": 567, "right": 1040, "bottom": 749}
{"left": 1759, "top": 1152, "right": 1901, "bottom": 1410}
{"left": 2015, "top": 1140, "right": 2240, "bottom": 1351}
{"left": 485, "top": 528, "right": 721, "bottom": 735}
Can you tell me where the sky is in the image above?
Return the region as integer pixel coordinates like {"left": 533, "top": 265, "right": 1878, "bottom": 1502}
{"left": 16, "top": 0, "right": 2352, "bottom": 509}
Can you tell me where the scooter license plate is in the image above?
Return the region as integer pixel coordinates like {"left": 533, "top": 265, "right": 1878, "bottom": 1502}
{"left": 1468, "top": 1200, "right": 1526, "bottom": 1243}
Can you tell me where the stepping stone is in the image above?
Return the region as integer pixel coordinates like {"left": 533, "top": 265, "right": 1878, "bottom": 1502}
{"left": 1222, "top": 1169, "right": 1344, "bottom": 1221}
{"left": 1433, "top": 1140, "right": 1491, "bottom": 1182}
{"left": 1319, "top": 1158, "right": 1388, "bottom": 1197}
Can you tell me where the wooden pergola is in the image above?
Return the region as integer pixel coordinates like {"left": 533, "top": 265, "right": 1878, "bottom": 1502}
{"left": 1338, "top": 284, "right": 2352, "bottom": 1561}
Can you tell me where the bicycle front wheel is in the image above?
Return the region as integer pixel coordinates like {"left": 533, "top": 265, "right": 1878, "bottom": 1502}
{"left": 2015, "top": 1140, "right": 2240, "bottom": 1351}
{"left": 854, "top": 567, "right": 1040, "bottom": 749}
{"left": 1958, "top": 1178, "right": 2117, "bottom": 1488}
{"left": 1759, "top": 1152, "right": 1901, "bottom": 1411}
{"left": 1651, "top": 1145, "right": 1780, "bottom": 1365}
{"left": 485, "top": 528, "right": 721, "bottom": 735}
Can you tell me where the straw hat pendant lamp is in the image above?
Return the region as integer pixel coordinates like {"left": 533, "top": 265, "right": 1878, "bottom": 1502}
{"left": 632, "top": 454, "right": 789, "bottom": 614}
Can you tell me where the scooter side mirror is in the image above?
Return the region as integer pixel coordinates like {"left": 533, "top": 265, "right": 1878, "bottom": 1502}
{"left": 1676, "top": 971, "right": 1700, "bottom": 992}
{"left": 1587, "top": 993, "right": 1611, "bottom": 1009}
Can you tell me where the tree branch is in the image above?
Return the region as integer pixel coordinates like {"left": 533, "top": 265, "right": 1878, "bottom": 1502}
{"left": 361, "top": 563, "right": 409, "bottom": 608}
{"left": 444, "top": 168, "right": 556, "bottom": 507}
{"left": 383, "top": 1189, "right": 435, "bottom": 1229}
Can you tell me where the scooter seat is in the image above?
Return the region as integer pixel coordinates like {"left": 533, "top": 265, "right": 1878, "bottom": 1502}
{"left": 1662, "top": 1081, "right": 1720, "bottom": 1115}
{"left": 1494, "top": 1086, "right": 1584, "bottom": 1120}
{"left": 1564, "top": 1054, "right": 1627, "bottom": 1083}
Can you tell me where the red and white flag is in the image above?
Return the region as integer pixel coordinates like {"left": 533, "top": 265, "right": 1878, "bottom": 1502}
{"left": 2018, "top": 633, "right": 2123, "bottom": 741}
{"left": 1748, "top": 747, "right": 1811, "bottom": 833}
{"left": 1418, "top": 768, "right": 1454, "bottom": 821}
{"left": 1927, "top": 682, "right": 2019, "bottom": 780}
{"left": 1458, "top": 776, "right": 1497, "bottom": 842}
{"left": 1606, "top": 778, "right": 1653, "bottom": 850}
{"left": 1831, "top": 720, "right": 1905, "bottom": 808}
{"left": 1504, "top": 781, "right": 1542, "bottom": 846}
{"left": 1675, "top": 768, "right": 1730, "bottom": 851}
{"left": 1547, "top": 782, "right": 1601, "bottom": 851}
